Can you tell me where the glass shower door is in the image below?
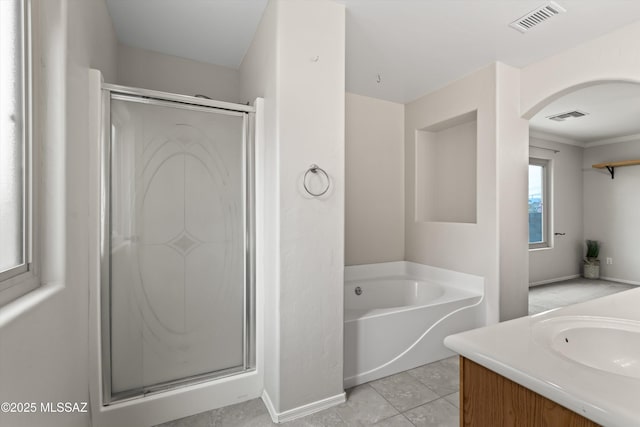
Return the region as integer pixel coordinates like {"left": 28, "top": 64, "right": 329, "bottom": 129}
{"left": 105, "top": 92, "right": 252, "bottom": 402}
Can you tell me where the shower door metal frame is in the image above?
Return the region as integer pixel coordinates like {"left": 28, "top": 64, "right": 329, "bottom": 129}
{"left": 99, "top": 84, "right": 256, "bottom": 405}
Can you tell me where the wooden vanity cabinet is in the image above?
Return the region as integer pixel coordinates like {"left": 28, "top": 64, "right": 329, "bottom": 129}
{"left": 460, "top": 357, "right": 600, "bottom": 426}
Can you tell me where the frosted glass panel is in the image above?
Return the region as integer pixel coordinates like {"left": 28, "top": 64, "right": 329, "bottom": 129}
{"left": 109, "top": 98, "right": 246, "bottom": 395}
{"left": 0, "top": 0, "right": 25, "bottom": 273}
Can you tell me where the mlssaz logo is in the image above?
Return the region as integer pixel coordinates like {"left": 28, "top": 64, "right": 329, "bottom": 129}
{"left": 40, "top": 402, "right": 88, "bottom": 413}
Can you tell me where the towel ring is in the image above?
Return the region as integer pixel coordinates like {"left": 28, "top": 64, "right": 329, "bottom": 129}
{"left": 303, "top": 164, "right": 330, "bottom": 197}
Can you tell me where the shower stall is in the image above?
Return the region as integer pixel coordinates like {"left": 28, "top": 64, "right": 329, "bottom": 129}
{"left": 98, "top": 83, "right": 256, "bottom": 405}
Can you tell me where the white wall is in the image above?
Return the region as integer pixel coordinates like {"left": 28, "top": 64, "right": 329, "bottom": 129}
{"left": 86, "top": 1, "right": 118, "bottom": 82}
{"left": 496, "top": 62, "right": 529, "bottom": 321}
{"left": 239, "top": 0, "right": 280, "bottom": 412}
{"left": 433, "top": 120, "right": 477, "bottom": 223}
{"left": 583, "top": 139, "right": 640, "bottom": 284}
{"left": 277, "top": 0, "right": 345, "bottom": 411}
{"left": 405, "top": 64, "right": 499, "bottom": 323}
{"left": 345, "top": 93, "right": 404, "bottom": 266}
{"left": 528, "top": 137, "right": 584, "bottom": 285}
{"left": 520, "top": 18, "right": 640, "bottom": 291}
{"left": 0, "top": 1, "right": 118, "bottom": 427}
{"left": 416, "top": 118, "right": 477, "bottom": 224}
{"left": 405, "top": 62, "right": 530, "bottom": 322}
{"left": 118, "top": 44, "right": 240, "bottom": 103}
{"left": 240, "top": 0, "right": 346, "bottom": 417}
{"left": 521, "top": 20, "right": 640, "bottom": 118}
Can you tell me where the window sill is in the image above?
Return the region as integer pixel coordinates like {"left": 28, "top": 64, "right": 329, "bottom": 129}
{"left": 529, "top": 245, "right": 553, "bottom": 252}
{"left": 0, "top": 282, "right": 63, "bottom": 328}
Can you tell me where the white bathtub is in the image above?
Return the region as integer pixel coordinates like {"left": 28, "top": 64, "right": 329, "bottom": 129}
{"left": 344, "top": 261, "right": 484, "bottom": 388}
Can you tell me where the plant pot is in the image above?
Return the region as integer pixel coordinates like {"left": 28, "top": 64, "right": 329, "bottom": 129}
{"left": 583, "top": 260, "right": 600, "bottom": 279}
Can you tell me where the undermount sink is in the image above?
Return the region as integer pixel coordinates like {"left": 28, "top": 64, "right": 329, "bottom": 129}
{"left": 533, "top": 316, "right": 640, "bottom": 380}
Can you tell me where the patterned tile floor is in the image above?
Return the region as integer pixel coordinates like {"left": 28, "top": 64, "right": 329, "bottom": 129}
{"left": 158, "top": 278, "right": 635, "bottom": 427}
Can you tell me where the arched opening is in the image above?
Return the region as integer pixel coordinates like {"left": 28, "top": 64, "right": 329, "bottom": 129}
{"left": 525, "top": 80, "right": 640, "bottom": 314}
{"left": 522, "top": 79, "right": 640, "bottom": 120}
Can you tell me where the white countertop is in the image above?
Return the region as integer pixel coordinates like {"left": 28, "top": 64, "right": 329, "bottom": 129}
{"left": 444, "top": 287, "right": 640, "bottom": 427}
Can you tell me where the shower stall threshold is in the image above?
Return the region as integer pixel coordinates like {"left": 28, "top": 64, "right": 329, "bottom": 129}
{"left": 108, "top": 365, "right": 255, "bottom": 405}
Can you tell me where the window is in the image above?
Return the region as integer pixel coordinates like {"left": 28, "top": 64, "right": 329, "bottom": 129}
{"left": 0, "top": 0, "right": 36, "bottom": 304}
{"left": 529, "top": 158, "right": 551, "bottom": 249}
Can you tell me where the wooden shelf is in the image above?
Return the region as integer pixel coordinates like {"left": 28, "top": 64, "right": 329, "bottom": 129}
{"left": 592, "top": 159, "right": 640, "bottom": 179}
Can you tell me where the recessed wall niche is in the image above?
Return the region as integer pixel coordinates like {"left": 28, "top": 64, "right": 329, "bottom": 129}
{"left": 415, "top": 110, "right": 477, "bottom": 224}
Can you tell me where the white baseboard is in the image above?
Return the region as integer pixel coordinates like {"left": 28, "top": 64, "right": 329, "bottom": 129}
{"left": 261, "top": 391, "right": 278, "bottom": 423}
{"left": 600, "top": 276, "right": 640, "bottom": 286}
{"left": 262, "top": 390, "right": 346, "bottom": 423}
{"left": 530, "top": 274, "right": 640, "bottom": 287}
{"left": 529, "top": 274, "right": 580, "bottom": 287}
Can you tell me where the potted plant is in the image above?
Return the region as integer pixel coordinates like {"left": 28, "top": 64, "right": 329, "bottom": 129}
{"left": 583, "top": 240, "right": 600, "bottom": 279}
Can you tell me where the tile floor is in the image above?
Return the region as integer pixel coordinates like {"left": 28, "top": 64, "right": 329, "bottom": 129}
{"left": 158, "top": 278, "right": 635, "bottom": 427}
{"left": 528, "top": 277, "right": 634, "bottom": 315}
{"left": 157, "top": 356, "right": 460, "bottom": 427}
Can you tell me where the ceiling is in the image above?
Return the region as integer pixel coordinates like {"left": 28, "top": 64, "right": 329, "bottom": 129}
{"left": 104, "top": 0, "right": 640, "bottom": 104}
{"left": 343, "top": 1, "right": 640, "bottom": 103}
{"left": 105, "top": 0, "right": 268, "bottom": 69}
{"left": 529, "top": 83, "right": 640, "bottom": 144}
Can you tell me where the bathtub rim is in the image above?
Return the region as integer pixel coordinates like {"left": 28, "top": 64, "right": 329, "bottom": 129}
{"left": 343, "top": 261, "right": 486, "bottom": 388}
{"left": 344, "top": 275, "right": 445, "bottom": 312}
{"left": 344, "top": 261, "right": 485, "bottom": 321}
{"left": 345, "top": 261, "right": 484, "bottom": 294}
{"left": 344, "top": 283, "right": 482, "bottom": 323}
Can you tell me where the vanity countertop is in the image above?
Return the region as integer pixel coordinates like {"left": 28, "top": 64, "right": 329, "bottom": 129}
{"left": 444, "top": 287, "right": 640, "bottom": 427}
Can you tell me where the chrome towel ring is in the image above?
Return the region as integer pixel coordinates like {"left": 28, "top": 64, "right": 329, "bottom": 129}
{"left": 303, "top": 164, "right": 330, "bottom": 197}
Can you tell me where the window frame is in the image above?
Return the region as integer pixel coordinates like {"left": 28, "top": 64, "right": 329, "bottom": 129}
{"left": 0, "top": 0, "right": 38, "bottom": 306}
{"left": 528, "top": 157, "right": 552, "bottom": 250}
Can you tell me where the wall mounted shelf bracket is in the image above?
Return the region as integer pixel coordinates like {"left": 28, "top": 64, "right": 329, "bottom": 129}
{"left": 606, "top": 166, "right": 615, "bottom": 179}
{"left": 592, "top": 160, "right": 640, "bottom": 180}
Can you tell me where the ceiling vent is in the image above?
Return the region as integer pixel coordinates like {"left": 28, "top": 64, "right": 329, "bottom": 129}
{"left": 509, "top": 1, "right": 566, "bottom": 33}
{"left": 547, "top": 110, "right": 588, "bottom": 122}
